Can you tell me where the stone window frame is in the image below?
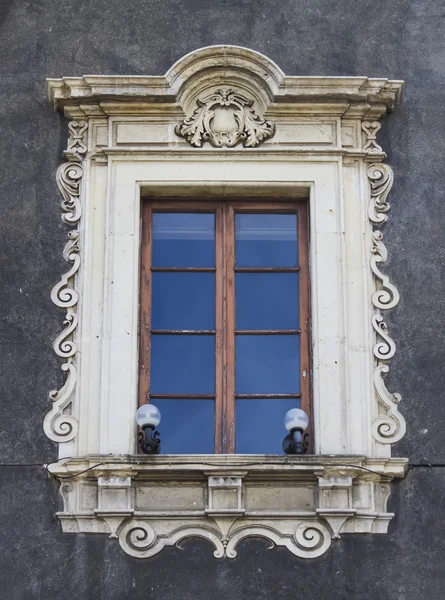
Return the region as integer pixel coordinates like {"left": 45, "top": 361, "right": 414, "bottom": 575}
{"left": 45, "top": 45, "right": 408, "bottom": 559}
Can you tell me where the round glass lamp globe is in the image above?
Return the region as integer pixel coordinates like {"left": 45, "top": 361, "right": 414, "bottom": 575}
{"left": 284, "top": 408, "right": 309, "bottom": 432}
{"left": 136, "top": 404, "right": 161, "bottom": 428}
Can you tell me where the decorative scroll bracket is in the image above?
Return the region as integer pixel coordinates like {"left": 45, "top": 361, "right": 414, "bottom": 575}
{"left": 368, "top": 161, "right": 405, "bottom": 445}
{"left": 44, "top": 121, "right": 87, "bottom": 443}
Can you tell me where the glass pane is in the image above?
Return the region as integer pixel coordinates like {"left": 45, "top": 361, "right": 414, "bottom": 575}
{"left": 152, "top": 399, "right": 214, "bottom": 454}
{"left": 151, "top": 335, "right": 214, "bottom": 394}
{"left": 235, "top": 213, "right": 298, "bottom": 267}
{"left": 152, "top": 213, "right": 215, "bottom": 267}
{"left": 236, "top": 398, "right": 300, "bottom": 454}
{"left": 236, "top": 335, "right": 300, "bottom": 394}
{"left": 236, "top": 273, "right": 299, "bottom": 330}
{"left": 152, "top": 272, "right": 214, "bottom": 330}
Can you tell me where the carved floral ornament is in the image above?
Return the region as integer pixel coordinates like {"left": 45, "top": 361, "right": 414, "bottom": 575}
{"left": 45, "top": 46, "right": 408, "bottom": 560}
{"left": 175, "top": 88, "right": 275, "bottom": 148}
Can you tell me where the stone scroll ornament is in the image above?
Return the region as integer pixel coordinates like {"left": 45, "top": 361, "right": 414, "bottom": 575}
{"left": 43, "top": 121, "right": 87, "bottom": 443}
{"left": 118, "top": 519, "right": 331, "bottom": 560}
{"left": 175, "top": 88, "right": 275, "bottom": 148}
{"left": 368, "top": 163, "right": 406, "bottom": 444}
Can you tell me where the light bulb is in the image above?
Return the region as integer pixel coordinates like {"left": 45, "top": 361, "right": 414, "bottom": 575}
{"left": 136, "top": 403, "right": 161, "bottom": 428}
{"left": 284, "top": 408, "right": 309, "bottom": 432}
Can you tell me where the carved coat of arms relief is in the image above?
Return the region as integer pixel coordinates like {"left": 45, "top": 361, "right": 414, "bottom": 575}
{"left": 175, "top": 88, "right": 275, "bottom": 148}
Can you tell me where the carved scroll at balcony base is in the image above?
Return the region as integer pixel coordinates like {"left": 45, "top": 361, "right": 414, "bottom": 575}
{"left": 50, "top": 455, "right": 408, "bottom": 560}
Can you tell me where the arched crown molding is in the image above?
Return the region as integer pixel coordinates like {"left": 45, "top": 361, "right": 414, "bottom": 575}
{"left": 166, "top": 45, "right": 284, "bottom": 113}
{"left": 47, "top": 45, "right": 402, "bottom": 120}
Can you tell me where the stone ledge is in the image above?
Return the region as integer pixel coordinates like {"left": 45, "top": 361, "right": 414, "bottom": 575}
{"left": 50, "top": 455, "right": 407, "bottom": 559}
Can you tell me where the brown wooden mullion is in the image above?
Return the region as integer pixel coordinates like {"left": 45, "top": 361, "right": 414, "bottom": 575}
{"left": 223, "top": 203, "right": 236, "bottom": 454}
{"left": 235, "top": 267, "right": 300, "bottom": 273}
{"left": 298, "top": 201, "right": 312, "bottom": 452}
{"left": 138, "top": 202, "right": 153, "bottom": 409}
{"left": 151, "top": 330, "right": 215, "bottom": 335}
{"left": 235, "top": 394, "right": 302, "bottom": 399}
{"left": 214, "top": 203, "right": 224, "bottom": 454}
{"left": 235, "top": 330, "right": 301, "bottom": 335}
{"left": 151, "top": 267, "right": 216, "bottom": 272}
{"left": 149, "top": 394, "right": 215, "bottom": 399}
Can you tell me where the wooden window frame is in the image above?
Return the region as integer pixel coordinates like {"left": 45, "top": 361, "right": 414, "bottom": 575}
{"left": 139, "top": 199, "right": 311, "bottom": 454}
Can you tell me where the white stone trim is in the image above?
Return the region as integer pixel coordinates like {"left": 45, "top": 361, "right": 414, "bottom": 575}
{"left": 50, "top": 454, "right": 407, "bottom": 559}
{"left": 45, "top": 45, "right": 407, "bottom": 558}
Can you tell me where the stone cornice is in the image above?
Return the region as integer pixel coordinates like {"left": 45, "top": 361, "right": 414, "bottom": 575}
{"left": 48, "top": 454, "right": 408, "bottom": 480}
{"left": 49, "top": 454, "right": 408, "bottom": 559}
{"left": 47, "top": 45, "right": 403, "bottom": 120}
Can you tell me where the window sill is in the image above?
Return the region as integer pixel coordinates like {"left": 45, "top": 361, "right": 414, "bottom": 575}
{"left": 50, "top": 454, "right": 407, "bottom": 559}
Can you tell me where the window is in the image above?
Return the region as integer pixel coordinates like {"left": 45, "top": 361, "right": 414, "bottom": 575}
{"left": 45, "top": 45, "right": 408, "bottom": 559}
{"left": 139, "top": 200, "right": 310, "bottom": 454}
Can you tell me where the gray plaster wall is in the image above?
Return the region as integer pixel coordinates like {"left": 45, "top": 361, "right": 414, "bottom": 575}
{"left": 1, "top": 1, "right": 444, "bottom": 598}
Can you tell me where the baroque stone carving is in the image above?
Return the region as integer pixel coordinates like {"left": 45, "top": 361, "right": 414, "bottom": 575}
{"left": 44, "top": 231, "right": 81, "bottom": 442}
{"left": 370, "top": 230, "right": 400, "bottom": 310}
{"left": 372, "top": 365, "right": 406, "bottom": 443}
{"left": 372, "top": 314, "right": 396, "bottom": 360}
{"left": 362, "top": 121, "right": 383, "bottom": 154}
{"left": 118, "top": 520, "right": 331, "bottom": 560}
{"left": 66, "top": 120, "right": 88, "bottom": 159}
{"left": 57, "top": 163, "right": 84, "bottom": 224}
{"left": 50, "top": 231, "right": 80, "bottom": 309}
{"left": 43, "top": 361, "right": 79, "bottom": 441}
{"left": 367, "top": 163, "right": 394, "bottom": 223}
{"left": 368, "top": 162, "right": 404, "bottom": 444}
{"left": 175, "top": 88, "right": 275, "bottom": 148}
{"left": 44, "top": 123, "right": 86, "bottom": 443}
{"left": 51, "top": 457, "right": 407, "bottom": 560}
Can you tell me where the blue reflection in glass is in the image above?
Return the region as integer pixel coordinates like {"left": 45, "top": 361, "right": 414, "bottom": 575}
{"left": 152, "top": 273, "right": 215, "bottom": 330}
{"left": 152, "top": 213, "right": 215, "bottom": 267}
{"left": 235, "top": 213, "right": 298, "bottom": 267}
{"left": 236, "top": 273, "right": 299, "bottom": 330}
{"left": 236, "top": 335, "right": 300, "bottom": 394}
{"left": 154, "top": 399, "right": 214, "bottom": 454}
{"left": 236, "top": 398, "right": 300, "bottom": 454}
{"left": 151, "top": 335, "right": 214, "bottom": 394}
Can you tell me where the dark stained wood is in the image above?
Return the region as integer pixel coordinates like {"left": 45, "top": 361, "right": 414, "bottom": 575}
{"left": 138, "top": 202, "right": 153, "bottom": 408}
{"left": 214, "top": 203, "right": 224, "bottom": 453}
{"left": 235, "top": 330, "right": 301, "bottom": 335}
{"left": 226, "top": 201, "right": 302, "bottom": 212}
{"left": 224, "top": 203, "right": 236, "bottom": 453}
{"left": 149, "top": 394, "right": 215, "bottom": 399}
{"left": 234, "top": 267, "right": 300, "bottom": 273}
{"left": 297, "top": 201, "right": 312, "bottom": 452}
{"left": 151, "top": 330, "right": 215, "bottom": 335}
{"left": 151, "top": 267, "right": 216, "bottom": 272}
{"left": 235, "top": 394, "right": 302, "bottom": 399}
{"left": 148, "top": 200, "right": 218, "bottom": 211}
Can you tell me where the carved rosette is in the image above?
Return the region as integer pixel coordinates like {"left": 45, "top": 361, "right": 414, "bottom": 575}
{"left": 118, "top": 518, "right": 331, "bottom": 560}
{"left": 43, "top": 121, "right": 87, "bottom": 443}
{"left": 175, "top": 88, "right": 275, "bottom": 148}
{"left": 368, "top": 162, "right": 406, "bottom": 444}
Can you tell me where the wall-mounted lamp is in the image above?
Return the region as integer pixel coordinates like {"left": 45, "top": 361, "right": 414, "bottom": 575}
{"left": 136, "top": 404, "right": 161, "bottom": 454}
{"left": 282, "top": 408, "right": 309, "bottom": 454}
